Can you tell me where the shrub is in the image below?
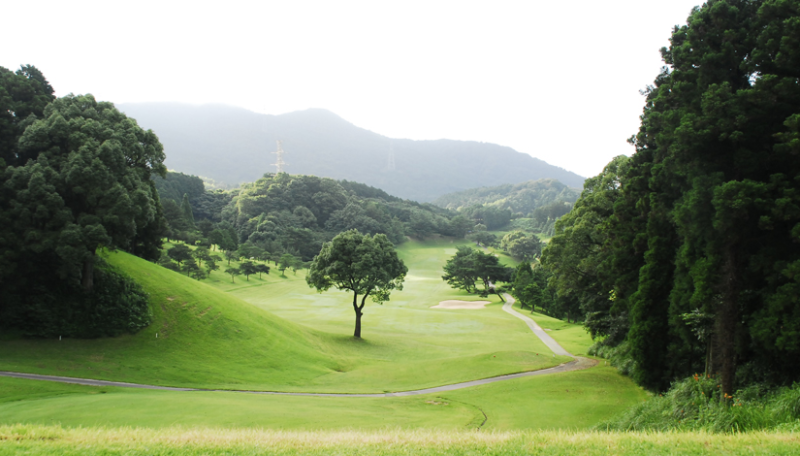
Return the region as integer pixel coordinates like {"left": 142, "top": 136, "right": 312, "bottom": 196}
{"left": 2, "top": 259, "right": 151, "bottom": 338}
{"left": 598, "top": 375, "right": 800, "bottom": 433}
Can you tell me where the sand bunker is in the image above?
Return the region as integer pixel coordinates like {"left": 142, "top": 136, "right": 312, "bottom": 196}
{"left": 432, "top": 300, "right": 491, "bottom": 309}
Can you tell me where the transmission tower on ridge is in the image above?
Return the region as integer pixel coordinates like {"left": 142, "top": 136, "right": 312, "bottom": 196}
{"left": 387, "top": 141, "right": 396, "bottom": 171}
{"left": 272, "top": 140, "right": 287, "bottom": 174}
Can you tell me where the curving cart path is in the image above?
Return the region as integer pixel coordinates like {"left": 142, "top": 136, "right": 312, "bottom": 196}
{"left": 0, "top": 295, "right": 596, "bottom": 397}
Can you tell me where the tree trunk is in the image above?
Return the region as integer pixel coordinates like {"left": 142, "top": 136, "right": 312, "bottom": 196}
{"left": 717, "top": 245, "right": 739, "bottom": 398}
{"left": 82, "top": 257, "right": 94, "bottom": 292}
{"left": 352, "top": 293, "right": 363, "bottom": 338}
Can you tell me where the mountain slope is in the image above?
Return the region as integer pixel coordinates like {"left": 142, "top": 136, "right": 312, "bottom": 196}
{"left": 118, "top": 103, "right": 585, "bottom": 202}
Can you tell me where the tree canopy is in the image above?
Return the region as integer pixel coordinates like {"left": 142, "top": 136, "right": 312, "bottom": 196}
{"left": 1, "top": 68, "right": 165, "bottom": 337}
{"left": 306, "top": 230, "right": 407, "bottom": 338}
{"left": 541, "top": 0, "right": 800, "bottom": 395}
{"left": 0, "top": 65, "right": 55, "bottom": 166}
{"left": 442, "top": 246, "right": 512, "bottom": 296}
{"left": 500, "top": 231, "right": 542, "bottom": 261}
{"left": 2, "top": 94, "right": 167, "bottom": 291}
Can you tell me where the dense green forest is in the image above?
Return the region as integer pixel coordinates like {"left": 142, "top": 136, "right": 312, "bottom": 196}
{"left": 433, "top": 179, "right": 580, "bottom": 235}
{"left": 536, "top": 0, "right": 800, "bottom": 397}
{"left": 155, "top": 170, "right": 470, "bottom": 263}
{"left": 0, "top": 66, "right": 164, "bottom": 337}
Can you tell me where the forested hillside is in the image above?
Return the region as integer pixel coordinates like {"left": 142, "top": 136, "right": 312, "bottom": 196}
{"left": 156, "top": 171, "right": 470, "bottom": 264}
{"left": 117, "top": 103, "right": 586, "bottom": 202}
{"left": 433, "top": 179, "right": 580, "bottom": 235}
{"left": 537, "top": 0, "right": 800, "bottom": 396}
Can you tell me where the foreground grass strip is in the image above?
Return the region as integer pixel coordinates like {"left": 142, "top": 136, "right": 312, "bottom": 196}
{"left": 0, "top": 425, "right": 797, "bottom": 455}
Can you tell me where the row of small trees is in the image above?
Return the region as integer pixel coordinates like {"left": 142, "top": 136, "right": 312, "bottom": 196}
{"left": 159, "top": 242, "right": 306, "bottom": 282}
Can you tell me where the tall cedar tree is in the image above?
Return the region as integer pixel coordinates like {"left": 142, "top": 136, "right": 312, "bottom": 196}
{"left": 618, "top": 0, "right": 800, "bottom": 393}
{"left": 3, "top": 94, "right": 166, "bottom": 291}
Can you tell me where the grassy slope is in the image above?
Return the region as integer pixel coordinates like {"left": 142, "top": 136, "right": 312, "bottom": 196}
{"left": 0, "top": 236, "right": 648, "bottom": 431}
{"left": 0, "top": 250, "right": 336, "bottom": 390}
{"left": 0, "top": 239, "right": 567, "bottom": 392}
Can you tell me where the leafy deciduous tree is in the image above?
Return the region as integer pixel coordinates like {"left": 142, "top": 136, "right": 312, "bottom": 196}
{"left": 306, "top": 230, "right": 407, "bottom": 338}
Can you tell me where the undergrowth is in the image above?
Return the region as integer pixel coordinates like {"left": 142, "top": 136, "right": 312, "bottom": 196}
{"left": 588, "top": 340, "right": 634, "bottom": 376}
{"left": 598, "top": 373, "right": 800, "bottom": 433}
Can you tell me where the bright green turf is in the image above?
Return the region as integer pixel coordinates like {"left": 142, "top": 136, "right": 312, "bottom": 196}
{"left": 0, "top": 239, "right": 569, "bottom": 392}
{"left": 199, "top": 237, "right": 571, "bottom": 391}
{"left": 0, "top": 235, "right": 647, "bottom": 431}
{"left": 0, "top": 364, "right": 645, "bottom": 431}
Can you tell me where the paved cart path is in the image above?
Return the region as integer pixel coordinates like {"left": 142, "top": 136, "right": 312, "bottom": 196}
{"left": 501, "top": 293, "right": 573, "bottom": 356}
{"left": 0, "top": 295, "right": 595, "bottom": 397}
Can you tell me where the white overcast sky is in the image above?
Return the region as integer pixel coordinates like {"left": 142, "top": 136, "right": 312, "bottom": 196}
{"left": 5, "top": 0, "right": 702, "bottom": 178}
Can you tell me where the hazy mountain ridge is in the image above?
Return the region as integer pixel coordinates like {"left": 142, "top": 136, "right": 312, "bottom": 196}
{"left": 119, "top": 103, "right": 586, "bottom": 202}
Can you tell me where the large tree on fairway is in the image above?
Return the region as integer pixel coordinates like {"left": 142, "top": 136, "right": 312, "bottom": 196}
{"left": 441, "top": 246, "right": 479, "bottom": 293}
{"left": 306, "top": 229, "right": 407, "bottom": 338}
{"left": 442, "top": 247, "right": 511, "bottom": 294}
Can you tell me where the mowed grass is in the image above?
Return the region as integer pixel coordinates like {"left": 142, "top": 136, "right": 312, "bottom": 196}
{"left": 0, "top": 235, "right": 647, "bottom": 432}
{"left": 0, "top": 250, "right": 338, "bottom": 391}
{"left": 1, "top": 425, "right": 797, "bottom": 456}
{"left": 0, "top": 363, "right": 646, "bottom": 431}
{"left": 0, "top": 238, "right": 568, "bottom": 392}
{"left": 203, "top": 237, "right": 571, "bottom": 391}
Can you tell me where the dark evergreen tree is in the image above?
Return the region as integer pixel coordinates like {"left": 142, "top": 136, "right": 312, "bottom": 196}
{"left": 180, "top": 193, "right": 196, "bottom": 228}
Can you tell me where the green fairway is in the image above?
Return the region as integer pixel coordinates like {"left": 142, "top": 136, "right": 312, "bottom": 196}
{"left": 0, "top": 364, "right": 645, "bottom": 431}
{"left": 0, "top": 235, "right": 646, "bottom": 431}
{"left": 0, "top": 238, "right": 570, "bottom": 393}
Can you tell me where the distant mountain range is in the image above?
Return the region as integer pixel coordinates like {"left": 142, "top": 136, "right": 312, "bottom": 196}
{"left": 118, "top": 103, "right": 586, "bottom": 202}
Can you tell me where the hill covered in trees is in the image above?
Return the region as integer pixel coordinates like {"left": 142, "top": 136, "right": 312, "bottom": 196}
{"left": 156, "top": 171, "right": 470, "bottom": 263}
{"left": 433, "top": 179, "right": 580, "bottom": 235}
{"left": 117, "top": 103, "right": 586, "bottom": 202}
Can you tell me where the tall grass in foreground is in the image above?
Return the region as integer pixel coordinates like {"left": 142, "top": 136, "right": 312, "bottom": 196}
{"left": 0, "top": 424, "right": 797, "bottom": 455}
{"left": 599, "top": 374, "right": 800, "bottom": 433}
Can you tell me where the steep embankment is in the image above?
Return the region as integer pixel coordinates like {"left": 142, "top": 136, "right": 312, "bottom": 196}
{"left": 0, "top": 251, "right": 337, "bottom": 390}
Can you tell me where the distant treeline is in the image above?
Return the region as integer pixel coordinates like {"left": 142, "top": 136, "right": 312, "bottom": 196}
{"left": 155, "top": 172, "right": 472, "bottom": 262}
{"left": 433, "top": 179, "right": 580, "bottom": 236}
